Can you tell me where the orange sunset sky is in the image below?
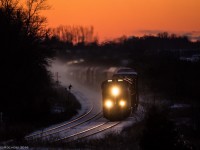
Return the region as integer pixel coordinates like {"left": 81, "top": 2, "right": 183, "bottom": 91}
{"left": 41, "top": 0, "right": 200, "bottom": 41}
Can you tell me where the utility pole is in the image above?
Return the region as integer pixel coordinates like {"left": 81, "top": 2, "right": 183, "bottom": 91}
{"left": 55, "top": 72, "right": 60, "bottom": 85}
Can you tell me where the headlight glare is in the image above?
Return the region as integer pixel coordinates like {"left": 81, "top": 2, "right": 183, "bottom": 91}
{"left": 111, "top": 86, "right": 120, "bottom": 96}
{"left": 119, "top": 100, "right": 126, "bottom": 107}
{"left": 105, "top": 100, "right": 113, "bottom": 108}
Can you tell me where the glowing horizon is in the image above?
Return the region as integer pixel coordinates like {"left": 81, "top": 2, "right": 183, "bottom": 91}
{"left": 41, "top": 0, "right": 200, "bottom": 41}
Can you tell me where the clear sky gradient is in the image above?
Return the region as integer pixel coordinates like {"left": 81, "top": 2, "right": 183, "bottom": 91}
{"left": 42, "top": 0, "right": 200, "bottom": 41}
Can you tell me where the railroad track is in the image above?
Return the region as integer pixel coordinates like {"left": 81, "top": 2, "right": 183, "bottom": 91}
{"left": 54, "top": 120, "right": 121, "bottom": 143}
{"left": 26, "top": 109, "right": 121, "bottom": 144}
{"left": 25, "top": 91, "right": 96, "bottom": 141}
{"left": 26, "top": 111, "right": 102, "bottom": 141}
{"left": 25, "top": 85, "right": 122, "bottom": 144}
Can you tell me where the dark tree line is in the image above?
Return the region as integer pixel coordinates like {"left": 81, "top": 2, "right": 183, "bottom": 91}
{"left": 49, "top": 25, "right": 98, "bottom": 45}
{"left": 51, "top": 31, "right": 200, "bottom": 62}
{"left": 0, "top": 0, "right": 54, "bottom": 122}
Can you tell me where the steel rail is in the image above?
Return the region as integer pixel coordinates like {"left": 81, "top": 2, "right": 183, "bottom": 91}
{"left": 27, "top": 111, "right": 102, "bottom": 141}
{"left": 54, "top": 121, "right": 121, "bottom": 143}
{"left": 74, "top": 121, "right": 121, "bottom": 141}
{"left": 53, "top": 121, "right": 109, "bottom": 142}
{"left": 26, "top": 101, "right": 94, "bottom": 139}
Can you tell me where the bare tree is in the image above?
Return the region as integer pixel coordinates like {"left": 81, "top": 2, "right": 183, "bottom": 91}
{"left": 0, "top": 0, "right": 49, "bottom": 39}
{"left": 50, "top": 25, "right": 97, "bottom": 44}
{"left": 0, "top": 0, "right": 19, "bottom": 9}
{"left": 0, "top": 0, "right": 54, "bottom": 124}
{"left": 24, "top": 0, "right": 49, "bottom": 38}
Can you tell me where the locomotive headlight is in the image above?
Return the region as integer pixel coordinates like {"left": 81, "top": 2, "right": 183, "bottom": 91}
{"left": 111, "top": 86, "right": 120, "bottom": 97}
{"left": 105, "top": 100, "right": 113, "bottom": 108}
{"left": 119, "top": 100, "right": 126, "bottom": 107}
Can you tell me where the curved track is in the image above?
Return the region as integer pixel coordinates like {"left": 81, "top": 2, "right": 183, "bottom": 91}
{"left": 25, "top": 60, "right": 142, "bottom": 144}
{"left": 54, "top": 121, "right": 121, "bottom": 143}
{"left": 25, "top": 103, "right": 94, "bottom": 140}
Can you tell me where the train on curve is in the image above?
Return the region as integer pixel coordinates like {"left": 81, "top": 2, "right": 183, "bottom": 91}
{"left": 101, "top": 68, "right": 139, "bottom": 120}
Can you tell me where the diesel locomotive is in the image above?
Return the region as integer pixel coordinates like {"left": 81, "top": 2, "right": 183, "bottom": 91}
{"left": 101, "top": 68, "right": 138, "bottom": 120}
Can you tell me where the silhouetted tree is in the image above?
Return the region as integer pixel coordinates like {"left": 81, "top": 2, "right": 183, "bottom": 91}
{"left": 0, "top": 0, "right": 53, "bottom": 122}
{"left": 50, "top": 25, "right": 98, "bottom": 45}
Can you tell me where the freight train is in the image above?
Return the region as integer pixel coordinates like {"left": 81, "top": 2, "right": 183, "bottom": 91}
{"left": 101, "top": 68, "right": 138, "bottom": 120}
{"left": 66, "top": 64, "right": 138, "bottom": 120}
